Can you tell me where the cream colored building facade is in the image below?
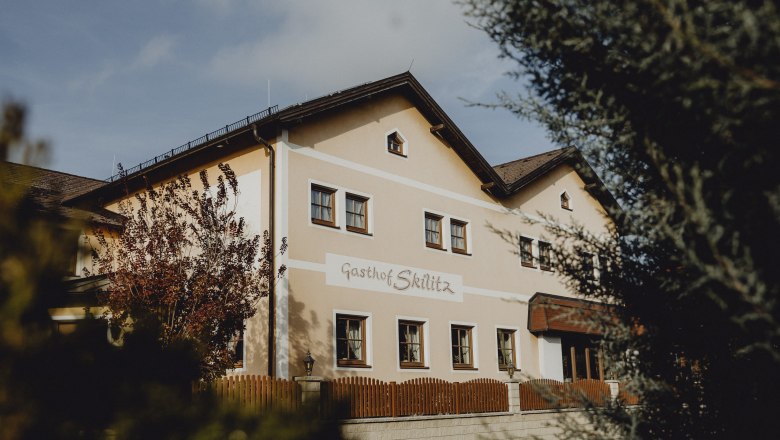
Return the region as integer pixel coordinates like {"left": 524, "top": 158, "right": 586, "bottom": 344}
{"left": 66, "top": 73, "right": 614, "bottom": 383}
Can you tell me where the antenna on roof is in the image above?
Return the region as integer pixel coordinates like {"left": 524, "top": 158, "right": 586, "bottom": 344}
{"left": 407, "top": 58, "right": 415, "bottom": 72}
{"left": 111, "top": 154, "right": 116, "bottom": 176}
{"left": 267, "top": 79, "right": 271, "bottom": 108}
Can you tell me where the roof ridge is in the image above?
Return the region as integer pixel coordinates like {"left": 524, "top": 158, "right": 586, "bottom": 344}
{"left": 278, "top": 71, "right": 412, "bottom": 114}
{"left": 492, "top": 147, "right": 571, "bottom": 169}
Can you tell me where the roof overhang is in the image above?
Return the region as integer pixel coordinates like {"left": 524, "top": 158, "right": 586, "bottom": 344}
{"left": 527, "top": 292, "right": 617, "bottom": 336}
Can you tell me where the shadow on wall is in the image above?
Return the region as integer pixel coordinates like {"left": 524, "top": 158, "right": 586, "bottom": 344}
{"left": 286, "top": 286, "right": 330, "bottom": 378}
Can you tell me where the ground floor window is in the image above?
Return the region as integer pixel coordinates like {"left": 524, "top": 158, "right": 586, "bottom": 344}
{"left": 398, "top": 320, "right": 425, "bottom": 368}
{"left": 229, "top": 329, "right": 244, "bottom": 369}
{"left": 451, "top": 325, "right": 474, "bottom": 369}
{"left": 336, "top": 314, "right": 367, "bottom": 367}
{"left": 496, "top": 328, "right": 516, "bottom": 370}
{"left": 561, "top": 333, "right": 604, "bottom": 381}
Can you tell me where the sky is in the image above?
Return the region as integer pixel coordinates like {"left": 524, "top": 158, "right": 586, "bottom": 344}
{"left": 1, "top": 0, "right": 555, "bottom": 180}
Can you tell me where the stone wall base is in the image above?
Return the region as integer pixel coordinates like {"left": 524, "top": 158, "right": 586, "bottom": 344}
{"left": 340, "top": 409, "right": 591, "bottom": 440}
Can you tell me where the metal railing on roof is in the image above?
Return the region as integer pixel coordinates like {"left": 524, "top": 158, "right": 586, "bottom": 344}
{"left": 106, "top": 105, "right": 279, "bottom": 182}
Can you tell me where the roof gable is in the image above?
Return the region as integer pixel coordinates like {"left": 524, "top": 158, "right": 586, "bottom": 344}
{"left": 66, "top": 72, "right": 616, "bottom": 213}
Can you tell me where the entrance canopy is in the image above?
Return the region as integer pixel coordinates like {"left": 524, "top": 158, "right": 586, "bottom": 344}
{"left": 527, "top": 293, "right": 615, "bottom": 336}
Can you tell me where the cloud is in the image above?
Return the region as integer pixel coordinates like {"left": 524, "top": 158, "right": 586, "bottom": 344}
{"left": 205, "top": 0, "right": 508, "bottom": 102}
{"left": 132, "top": 35, "right": 176, "bottom": 69}
{"left": 68, "top": 34, "right": 176, "bottom": 93}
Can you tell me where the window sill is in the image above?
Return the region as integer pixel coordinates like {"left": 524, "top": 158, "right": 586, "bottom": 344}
{"left": 387, "top": 149, "right": 407, "bottom": 158}
{"left": 521, "top": 262, "right": 537, "bottom": 269}
{"left": 452, "top": 249, "right": 471, "bottom": 256}
{"left": 346, "top": 227, "right": 372, "bottom": 236}
{"left": 312, "top": 220, "right": 340, "bottom": 229}
{"left": 400, "top": 365, "right": 429, "bottom": 370}
{"left": 337, "top": 363, "right": 372, "bottom": 368}
{"left": 453, "top": 366, "right": 478, "bottom": 371}
{"left": 540, "top": 266, "right": 553, "bottom": 272}
{"left": 426, "top": 243, "right": 447, "bottom": 251}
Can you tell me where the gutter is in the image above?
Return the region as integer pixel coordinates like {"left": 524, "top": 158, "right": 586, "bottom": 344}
{"left": 252, "top": 125, "right": 276, "bottom": 377}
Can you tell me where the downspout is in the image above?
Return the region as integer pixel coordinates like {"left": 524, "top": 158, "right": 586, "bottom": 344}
{"left": 252, "top": 125, "right": 276, "bottom": 377}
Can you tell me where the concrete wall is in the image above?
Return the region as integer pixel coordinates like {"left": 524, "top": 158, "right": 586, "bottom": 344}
{"left": 340, "top": 410, "right": 591, "bottom": 440}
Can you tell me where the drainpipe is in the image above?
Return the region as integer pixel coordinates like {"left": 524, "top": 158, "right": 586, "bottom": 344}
{"left": 252, "top": 125, "right": 276, "bottom": 377}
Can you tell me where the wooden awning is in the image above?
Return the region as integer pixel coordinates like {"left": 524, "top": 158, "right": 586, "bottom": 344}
{"left": 527, "top": 293, "right": 615, "bottom": 336}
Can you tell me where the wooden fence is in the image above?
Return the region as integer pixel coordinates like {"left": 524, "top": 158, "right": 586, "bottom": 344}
{"left": 194, "top": 375, "right": 301, "bottom": 413}
{"left": 322, "top": 377, "right": 508, "bottom": 419}
{"left": 519, "top": 379, "right": 610, "bottom": 411}
{"left": 618, "top": 382, "right": 640, "bottom": 405}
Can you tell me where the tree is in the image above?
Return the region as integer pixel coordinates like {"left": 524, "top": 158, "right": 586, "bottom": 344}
{"left": 1, "top": 101, "right": 337, "bottom": 439}
{"left": 462, "top": 0, "right": 780, "bottom": 438}
{"left": 88, "top": 164, "right": 285, "bottom": 380}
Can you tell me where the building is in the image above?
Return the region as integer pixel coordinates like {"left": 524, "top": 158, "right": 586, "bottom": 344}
{"left": 56, "top": 72, "right": 616, "bottom": 383}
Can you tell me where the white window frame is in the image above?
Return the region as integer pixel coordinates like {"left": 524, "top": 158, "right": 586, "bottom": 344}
{"left": 494, "top": 325, "right": 521, "bottom": 374}
{"left": 395, "top": 315, "right": 431, "bottom": 372}
{"left": 227, "top": 321, "right": 247, "bottom": 373}
{"left": 384, "top": 128, "right": 409, "bottom": 158}
{"left": 559, "top": 190, "right": 573, "bottom": 211}
{"left": 333, "top": 309, "right": 374, "bottom": 372}
{"left": 448, "top": 320, "right": 480, "bottom": 373}
{"left": 421, "top": 208, "right": 472, "bottom": 257}
{"left": 308, "top": 179, "right": 374, "bottom": 238}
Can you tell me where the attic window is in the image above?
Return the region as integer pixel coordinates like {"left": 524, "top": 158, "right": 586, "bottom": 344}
{"left": 560, "top": 192, "right": 572, "bottom": 210}
{"left": 387, "top": 131, "right": 406, "bottom": 157}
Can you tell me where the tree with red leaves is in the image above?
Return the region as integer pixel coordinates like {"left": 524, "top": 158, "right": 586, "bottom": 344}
{"left": 89, "top": 163, "right": 285, "bottom": 380}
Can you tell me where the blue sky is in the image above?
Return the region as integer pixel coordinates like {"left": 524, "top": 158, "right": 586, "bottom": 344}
{"left": 1, "top": 0, "right": 554, "bottom": 180}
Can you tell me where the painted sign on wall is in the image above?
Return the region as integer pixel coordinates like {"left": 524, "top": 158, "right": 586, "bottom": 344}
{"left": 325, "top": 253, "right": 463, "bottom": 302}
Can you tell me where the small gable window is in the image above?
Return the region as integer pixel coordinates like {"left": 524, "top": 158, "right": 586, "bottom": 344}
{"left": 386, "top": 131, "right": 406, "bottom": 157}
{"left": 560, "top": 192, "right": 571, "bottom": 210}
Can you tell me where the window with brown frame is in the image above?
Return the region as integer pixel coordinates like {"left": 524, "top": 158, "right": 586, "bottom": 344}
{"left": 399, "top": 320, "right": 425, "bottom": 368}
{"left": 311, "top": 185, "right": 336, "bottom": 227}
{"left": 560, "top": 192, "right": 571, "bottom": 210}
{"left": 539, "top": 241, "right": 553, "bottom": 271}
{"left": 229, "top": 329, "right": 244, "bottom": 369}
{"left": 451, "top": 325, "right": 475, "bottom": 369}
{"left": 336, "top": 314, "right": 367, "bottom": 367}
{"left": 496, "top": 329, "right": 516, "bottom": 370}
{"left": 425, "top": 213, "right": 443, "bottom": 249}
{"left": 345, "top": 193, "right": 368, "bottom": 234}
{"left": 387, "top": 131, "right": 405, "bottom": 156}
{"left": 450, "top": 219, "right": 468, "bottom": 254}
{"left": 561, "top": 334, "right": 604, "bottom": 381}
{"left": 520, "top": 237, "right": 535, "bottom": 268}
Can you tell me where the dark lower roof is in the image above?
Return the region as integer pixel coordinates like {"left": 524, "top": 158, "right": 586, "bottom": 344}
{"left": 1, "top": 161, "right": 122, "bottom": 226}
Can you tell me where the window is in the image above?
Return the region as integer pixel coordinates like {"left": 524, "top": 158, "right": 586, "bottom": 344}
{"left": 229, "top": 329, "right": 244, "bottom": 369}
{"left": 387, "top": 131, "right": 406, "bottom": 156}
{"left": 450, "top": 220, "right": 468, "bottom": 254}
{"left": 520, "top": 237, "right": 535, "bottom": 268}
{"left": 311, "top": 185, "right": 336, "bottom": 227}
{"left": 399, "top": 321, "right": 425, "bottom": 368}
{"left": 560, "top": 192, "right": 571, "bottom": 210}
{"left": 345, "top": 193, "right": 368, "bottom": 234}
{"left": 582, "top": 252, "right": 595, "bottom": 279}
{"left": 597, "top": 255, "right": 608, "bottom": 280}
{"left": 425, "top": 213, "right": 443, "bottom": 249}
{"left": 451, "top": 325, "right": 474, "bottom": 369}
{"left": 496, "top": 329, "right": 516, "bottom": 370}
{"left": 539, "top": 241, "right": 553, "bottom": 271}
{"left": 561, "top": 334, "right": 604, "bottom": 381}
{"left": 336, "top": 314, "right": 367, "bottom": 367}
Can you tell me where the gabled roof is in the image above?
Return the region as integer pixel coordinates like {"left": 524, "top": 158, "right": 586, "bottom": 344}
{"left": 1, "top": 161, "right": 123, "bottom": 226}
{"left": 493, "top": 147, "right": 573, "bottom": 186}
{"left": 66, "top": 72, "right": 616, "bottom": 211}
